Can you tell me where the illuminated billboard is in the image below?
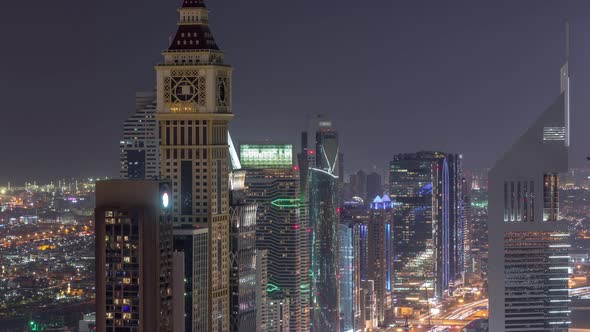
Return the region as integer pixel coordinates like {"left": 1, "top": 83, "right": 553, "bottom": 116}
{"left": 240, "top": 144, "right": 293, "bottom": 169}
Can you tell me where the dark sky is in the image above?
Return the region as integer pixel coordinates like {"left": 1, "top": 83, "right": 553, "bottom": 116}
{"left": 0, "top": 0, "right": 589, "bottom": 184}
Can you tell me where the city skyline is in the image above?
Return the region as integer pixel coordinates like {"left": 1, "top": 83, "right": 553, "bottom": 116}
{"left": 0, "top": 1, "right": 589, "bottom": 331}
{"left": 1, "top": 1, "right": 590, "bottom": 183}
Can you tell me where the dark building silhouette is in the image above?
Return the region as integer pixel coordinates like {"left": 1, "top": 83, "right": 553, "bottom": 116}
{"left": 95, "top": 180, "right": 174, "bottom": 332}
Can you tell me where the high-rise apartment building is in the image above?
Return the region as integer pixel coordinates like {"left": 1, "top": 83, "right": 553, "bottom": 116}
{"left": 389, "top": 151, "right": 464, "bottom": 308}
{"left": 155, "top": 0, "right": 232, "bottom": 330}
{"left": 241, "top": 144, "right": 308, "bottom": 332}
{"left": 309, "top": 168, "right": 340, "bottom": 332}
{"left": 488, "top": 31, "right": 571, "bottom": 331}
{"left": 95, "top": 180, "right": 174, "bottom": 332}
{"left": 120, "top": 91, "right": 160, "bottom": 180}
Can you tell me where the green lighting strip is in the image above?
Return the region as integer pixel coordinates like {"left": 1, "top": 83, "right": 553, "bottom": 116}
{"left": 271, "top": 198, "right": 301, "bottom": 208}
{"left": 267, "top": 283, "right": 280, "bottom": 293}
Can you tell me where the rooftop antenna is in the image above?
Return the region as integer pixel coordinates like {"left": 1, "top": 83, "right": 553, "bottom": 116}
{"left": 566, "top": 20, "right": 570, "bottom": 60}
{"left": 561, "top": 20, "right": 571, "bottom": 147}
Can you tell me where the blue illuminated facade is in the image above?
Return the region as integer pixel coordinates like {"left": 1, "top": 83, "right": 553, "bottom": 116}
{"left": 389, "top": 151, "right": 464, "bottom": 308}
{"left": 340, "top": 200, "right": 369, "bottom": 331}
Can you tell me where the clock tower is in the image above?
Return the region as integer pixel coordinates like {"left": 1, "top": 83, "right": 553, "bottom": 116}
{"left": 156, "top": 0, "right": 231, "bottom": 331}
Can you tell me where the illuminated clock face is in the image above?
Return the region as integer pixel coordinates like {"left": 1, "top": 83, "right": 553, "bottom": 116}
{"left": 162, "top": 192, "right": 169, "bottom": 208}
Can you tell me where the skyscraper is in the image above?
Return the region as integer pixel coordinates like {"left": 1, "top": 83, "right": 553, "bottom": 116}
{"left": 488, "top": 29, "right": 571, "bottom": 331}
{"left": 368, "top": 196, "right": 394, "bottom": 326}
{"left": 309, "top": 168, "right": 340, "bottom": 332}
{"left": 338, "top": 222, "right": 356, "bottom": 332}
{"left": 95, "top": 180, "right": 174, "bottom": 332}
{"left": 229, "top": 171, "right": 258, "bottom": 332}
{"left": 240, "top": 144, "right": 308, "bottom": 332}
{"left": 155, "top": 0, "right": 232, "bottom": 330}
{"left": 119, "top": 91, "right": 159, "bottom": 180}
{"left": 341, "top": 198, "right": 369, "bottom": 332}
{"left": 300, "top": 116, "right": 342, "bottom": 331}
{"left": 299, "top": 115, "right": 342, "bottom": 182}
{"left": 389, "top": 151, "right": 464, "bottom": 309}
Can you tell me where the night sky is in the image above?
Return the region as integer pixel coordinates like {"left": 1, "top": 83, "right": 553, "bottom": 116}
{"left": 0, "top": 0, "right": 589, "bottom": 184}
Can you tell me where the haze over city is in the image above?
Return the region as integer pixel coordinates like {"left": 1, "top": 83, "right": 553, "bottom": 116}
{"left": 0, "top": 1, "right": 589, "bottom": 332}
{"left": 1, "top": 0, "right": 590, "bottom": 183}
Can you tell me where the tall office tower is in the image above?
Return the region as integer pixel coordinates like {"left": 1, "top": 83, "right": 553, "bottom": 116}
{"left": 299, "top": 115, "right": 342, "bottom": 181}
{"left": 119, "top": 91, "right": 160, "bottom": 179}
{"left": 447, "top": 154, "right": 465, "bottom": 282}
{"left": 488, "top": 30, "right": 571, "bottom": 331}
{"left": 229, "top": 171, "right": 258, "bottom": 332}
{"left": 341, "top": 198, "right": 369, "bottom": 331}
{"left": 256, "top": 250, "right": 269, "bottom": 332}
{"left": 95, "top": 180, "right": 174, "bottom": 332}
{"left": 299, "top": 115, "right": 341, "bottom": 330}
{"left": 241, "top": 144, "right": 307, "bottom": 332}
{"left": 389, "top": 151, "right": 464, "bottom": 308}
{"left": 155, "top": 0, "right": 232, "bottom": 330}
{"left": 314, "top": 116, "right": 341, "bottom": 178}
{"left": 339, "top": 218, "right": 363, "bottom": 332}
{"left": 367, "top": 196, "right": 394, "bottom": 326}
{"left": 366, "top": 172, "right": 382, "bottom": 202}
{"left": 338, "top": 223, "right": 355, "bottom": 332}
{"left": 309, "top": 168, "right": 340, "bottom": 332}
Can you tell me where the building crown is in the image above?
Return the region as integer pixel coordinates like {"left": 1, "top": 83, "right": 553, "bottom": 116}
{"left": 181, "top": 0, "right": 206, "bottom": 8}
{"left": 167, "top": 0, "right": 219, "bottom": 52}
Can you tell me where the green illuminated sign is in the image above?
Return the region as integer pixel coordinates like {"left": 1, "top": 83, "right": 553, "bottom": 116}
{"left": 240, "top": 144, "right": 293, "bottom": 169}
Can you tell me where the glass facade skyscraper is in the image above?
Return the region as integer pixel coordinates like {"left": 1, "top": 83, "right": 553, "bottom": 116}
{"left": 368, "top": 196, "right": 394, "bottom": 326}
{"left": 389, "top": 151, "right": 464, "bottom": 310}
{"left": 229, "top": 171, "right": 258, "bottom": 332}
{"left": 309, "top": 168, "right": 340, "bottom": 332}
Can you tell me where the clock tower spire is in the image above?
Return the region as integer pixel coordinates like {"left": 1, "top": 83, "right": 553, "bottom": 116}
{"left": 156, "top": 0, "right": 232, "bottom": 330}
